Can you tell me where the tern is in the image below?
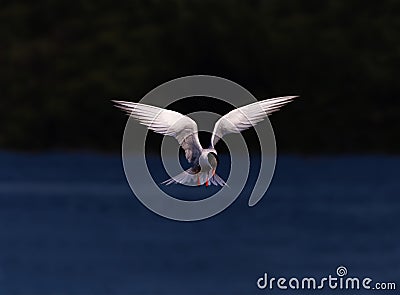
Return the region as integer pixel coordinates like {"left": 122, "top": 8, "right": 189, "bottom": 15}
{"left": 113, "top": 96, "right": 297, "bottom": 186}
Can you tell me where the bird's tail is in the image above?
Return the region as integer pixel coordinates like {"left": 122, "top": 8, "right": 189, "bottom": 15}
{"left": 208, "top": 172, "right": 226, "bottom": 186}
{"left": 162, "top": 170, "right": 226, "bottom": 187}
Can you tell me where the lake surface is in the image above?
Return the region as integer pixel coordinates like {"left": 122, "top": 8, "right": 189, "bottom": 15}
{"left": 0, "top": 152, "right": 399, "bottom": 294}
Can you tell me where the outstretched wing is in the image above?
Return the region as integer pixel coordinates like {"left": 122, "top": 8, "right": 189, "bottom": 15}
{"left": 113, "top": 100, "right": 202, "bottom": 163}
{"left": 210, "top": 96, "right": 297, "bottom": 147}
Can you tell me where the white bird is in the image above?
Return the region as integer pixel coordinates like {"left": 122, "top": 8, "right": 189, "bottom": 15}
{"left": 113, "top": 96, "right": 297, "bottom": 187}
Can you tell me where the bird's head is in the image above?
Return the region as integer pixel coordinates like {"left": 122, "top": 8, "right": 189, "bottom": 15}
{"left": 207, "top": 152, "right": 218, "bottom": 169}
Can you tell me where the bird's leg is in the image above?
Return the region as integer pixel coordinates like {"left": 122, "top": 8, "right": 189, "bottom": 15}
{"left": 212, "top": 169, "right": 215, "bottom": 176}
{"left": 206, "top": 178, "right": 209, "bottom": 187}
{"left": 197, "top": 174, "right": 200, "bottom": 186}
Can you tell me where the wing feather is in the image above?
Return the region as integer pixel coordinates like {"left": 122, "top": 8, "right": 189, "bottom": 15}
{"left": 211, "top": 96, "right": 297, "bottom": 147}
{"left": 113, "top": 100, "right": 202, "bottom": 163}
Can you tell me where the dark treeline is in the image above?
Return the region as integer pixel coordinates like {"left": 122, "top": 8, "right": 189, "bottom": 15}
{"left": 1, "top": 0, "right": 399, "bottom": 153}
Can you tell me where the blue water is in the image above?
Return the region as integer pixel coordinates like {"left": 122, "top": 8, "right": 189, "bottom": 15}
{"left": 0, "top": 152, "right": 399, "bottom": 294}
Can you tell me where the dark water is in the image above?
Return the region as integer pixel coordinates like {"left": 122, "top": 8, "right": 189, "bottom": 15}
{"left": 0, "top": 152, "right": 399, "bottom": 294}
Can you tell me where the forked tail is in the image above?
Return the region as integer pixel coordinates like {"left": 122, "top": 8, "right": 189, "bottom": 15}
{"left": 162, "top": 169, "right": 226, "bottom": 187}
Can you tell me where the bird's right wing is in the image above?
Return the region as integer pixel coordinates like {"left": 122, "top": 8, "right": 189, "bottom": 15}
{"left": 113, "top": 100, "right": 202, "bottom": 163}
{"left": 210, "top": 96, "right": 297, "bottom": 147}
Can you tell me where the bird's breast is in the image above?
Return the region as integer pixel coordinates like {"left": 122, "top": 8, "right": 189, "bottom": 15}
{"left": 199, "top": 153, "right": 211, "bottom": 170}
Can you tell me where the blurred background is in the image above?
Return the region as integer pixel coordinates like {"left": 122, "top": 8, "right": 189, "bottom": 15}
{"left": 0, "top": 0, "right": 399, "bottom": 294}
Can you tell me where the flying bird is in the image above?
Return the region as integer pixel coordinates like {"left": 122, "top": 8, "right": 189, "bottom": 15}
{"left": 113, "top": 96, "right": 297, "bottom": 187}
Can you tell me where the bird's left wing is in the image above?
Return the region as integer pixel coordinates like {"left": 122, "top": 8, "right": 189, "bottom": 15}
{"left": 113, "top": 100, "right": 202, "bottom": 163}
{"left": 210, "top": 96, "right": 297, "bottom": 147}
